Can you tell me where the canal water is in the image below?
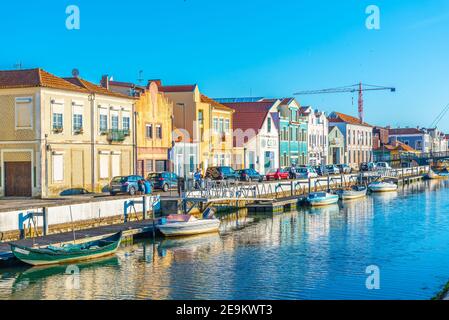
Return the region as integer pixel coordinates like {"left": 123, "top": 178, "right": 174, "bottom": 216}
{"left": 1, "top": 180, "right": 449, "bottom": 300}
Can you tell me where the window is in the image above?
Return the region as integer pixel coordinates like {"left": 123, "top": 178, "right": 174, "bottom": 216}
{"left": 73, "top": 114, "right": 83, "bottom": 131}
{"left": 267, "top": 118, "right": 272, "bottom": 133}
{"left": 100, "top": 114, "right": 108, "bottom": 132}
{"left": 213, "top": 118, "right": 218, "bottom": 132}
{"left": 146, "top": 124, "right": 153, "bottom": 138}
{"left": 53, "top": 113, "right": 63, "bottom": 131}
{"left": 99, "top": 154, "right": 109, "bottom": 179}
{"left": 146, "top": 160, "right": 153, "bottom": 173}
{"left": 156, "top": 160, "right": 166, "bottom": 172}
{"left": 122, "top": 116, "right": 130, "bottom": 133}
{"left": 198, "top": 110, "right": 204, "bottom": 125}
{"left": 219, "top": 118, "right": 224, "bottom": 134}
{"left": 111, "top": 154, "right": 120, "bottom": 177}
{"left": 225, "top": 119, "right": 230, "bottom": 133}
{"left": 111, "top": 115, "right": 119, "bottom": 130}
{"left": 15, "top": 97, "right": 33, "bottom": 129}
{"left": 52, "top": 153, "right": 64, "bottom": 182}
{"left": 156, "top": 125, "right": 162, "bottom": 139}
{"left": 189, "top": 155, "right": 195, "bottom": 173}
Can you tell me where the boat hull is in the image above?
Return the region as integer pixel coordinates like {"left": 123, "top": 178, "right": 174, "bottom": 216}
{"left": 307, "top": 195, "right": 339, "bottom": 207}
{"left": 10, "top": 232, "right": 122, "bottom": 266}
{"left": 368, "top": 184, "right": 398, "bottom": 193}
{"left": 158, "top": 219, "right": 221, "bottom": 237}
{"left": 338, "top": 191, "right": 367, "bottom": 200}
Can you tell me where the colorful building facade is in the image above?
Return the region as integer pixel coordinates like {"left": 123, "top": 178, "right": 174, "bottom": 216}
{"left": 0, "top": 68, "right": 135, "bottom": 197}
{"left": 276, "top": 98, "right": 308, "bottom": 167}
{"left": 222, "top": 100, "right": 280, "bottom": 174}
{"left": 328, "top": 112, "right": 373, "bottom": 168}
{"left": 104, "top": 78, "right": 173, "bottom": 177}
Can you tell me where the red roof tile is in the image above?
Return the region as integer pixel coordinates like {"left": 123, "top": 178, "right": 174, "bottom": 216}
{"left": 200, "top": 94, "right": 234, "bottom": 112}
{"left": 388, "top": 128, "right": 424, "bottom": 135}
{"left": 0, "top": 68, "right": 88, "bottom": 92}
{"left": 328, "top": 112, "right": 372, "bottom": 127}
{"left": 159, "top": 85, "right": 196, "bottom": 93}
{"left": 221, "top": 102, "right": 276, "bottom": 139}
{"left": 64, "top": 77, "right": 133, "bottom": 99}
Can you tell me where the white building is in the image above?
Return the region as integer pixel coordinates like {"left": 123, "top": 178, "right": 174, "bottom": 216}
{"left": 222, "top": 100, "right": 280, "bottom": 174}
{"left": 299, "top": 106, "right": 329, "bottom": 166}
{"left": 328, "top": 112, "right": 373, "bottom": 169}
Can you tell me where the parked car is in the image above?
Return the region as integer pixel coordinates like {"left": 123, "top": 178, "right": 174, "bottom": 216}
{"left": 325, "top": 165, "right": 341, "bottom": 175}
{"left": 360, "top": 162, "right": 377, "bottom": 172}
{"left": 295, "top": 167, "right": 318, "bottom": 179}
{"left": 109, "top": 175, "right": 144, "bottom": 196}
{"left": 376, "top": 162, "right": 392, "bottom": 170}
{"left": 147, "top": 172, "right": 178, "bottom": 192}
{"left": 337, "top": 164, "right": 352, "bottom": 174}
{"left": 266, "top": 168, "right": 290, "bottom": 181}
{"left": 205, "top": 166, "right": 239, "bottom": 182}
{"left": 314, "top": 165, "right": 329, "bottom": 176}
{"left": 236, "top": 169, "right": 264, "bottom": 182}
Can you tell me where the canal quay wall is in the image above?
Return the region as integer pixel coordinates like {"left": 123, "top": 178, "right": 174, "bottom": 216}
{"left": 0, "top": 166, "right": 429, "bottom": 242}
{"left": 0, "top": 195, "right": 159, "bottom": 242}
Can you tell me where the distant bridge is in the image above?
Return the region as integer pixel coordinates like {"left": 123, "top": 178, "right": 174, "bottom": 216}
{"left": 400, "top": 151, "right": 449, "bottom": 166}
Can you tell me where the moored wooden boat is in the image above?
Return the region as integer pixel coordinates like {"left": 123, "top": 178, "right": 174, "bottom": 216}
{"left": 336, "top": 185, "right": 367, "bottom": 200}
{"left": 368, "top": 181, "right": 398, "bottom": 193}
{"left": 306, "top": 192, "right": 339, "bottom": 207}
{"left": 157, "top": 215, "right": 221, "bottom": 237}
{"left": 10, "top": 232, "right": 122, "bottom": 266}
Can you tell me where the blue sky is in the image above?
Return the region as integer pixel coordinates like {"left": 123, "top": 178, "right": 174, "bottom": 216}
{"left": 1, "top": 0, "right": 449, "bottom": 130}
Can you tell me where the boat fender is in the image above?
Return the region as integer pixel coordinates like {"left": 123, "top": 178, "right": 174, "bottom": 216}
{"left": 159, "top": 218, "right": 167, "bottom": 225}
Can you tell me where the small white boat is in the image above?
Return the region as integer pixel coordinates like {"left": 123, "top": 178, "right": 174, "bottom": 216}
{"left": 368, "top": 181, "right": 398, "bottom": 193}
{"left": 336, "top": 185, "right": 367, "bottom": 200}
{"left": 306, "top": 192, "right": 339, "bottom": 207}
{"left": 157, "top": 214, "right": 220, "bottom": 237}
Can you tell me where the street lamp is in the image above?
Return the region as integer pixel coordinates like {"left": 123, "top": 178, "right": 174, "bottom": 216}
{"left": 176, "top": 103, "right": 187, "bottom": 191}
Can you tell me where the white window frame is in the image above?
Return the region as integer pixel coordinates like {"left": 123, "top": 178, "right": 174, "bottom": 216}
{"left": 52, "top": 152, "right": 64, "bottom": 183}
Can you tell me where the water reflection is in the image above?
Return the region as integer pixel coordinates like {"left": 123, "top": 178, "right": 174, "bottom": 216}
{"left": 1, "top": 180, "right": 449, "bottom": 299}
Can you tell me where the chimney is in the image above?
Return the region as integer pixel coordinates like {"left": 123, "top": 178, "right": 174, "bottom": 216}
{"left": 101, "top": 75, "right": 109, "bottom": 90}
{"left": 148, "top": 79, "right": 162, "bottom": 88}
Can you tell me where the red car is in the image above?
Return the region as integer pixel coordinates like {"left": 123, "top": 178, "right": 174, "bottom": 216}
{"left": 266, "top": 168, "right": 289, "bottom": 181}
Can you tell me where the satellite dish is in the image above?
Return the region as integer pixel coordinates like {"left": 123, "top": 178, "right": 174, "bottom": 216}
{"left": 72, "top": 68, "right": 80, "bottom": 77}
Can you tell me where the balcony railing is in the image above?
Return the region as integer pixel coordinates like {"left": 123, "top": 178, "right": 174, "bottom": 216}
{"left": 107, "top": 129, "right": 129, "bottom": 142}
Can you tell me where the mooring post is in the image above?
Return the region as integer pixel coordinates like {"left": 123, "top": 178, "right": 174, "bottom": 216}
{"left": 291, "top": 181, "right": 294, "bottom": 196}
{"left": 142, "top": 195, "right": 147, "bottom": 220}
{"left": 42, "top": 207, "right": 48, "bottom": 236}
{"left": 327, "top": 175, "right": 330, "bottom": 192}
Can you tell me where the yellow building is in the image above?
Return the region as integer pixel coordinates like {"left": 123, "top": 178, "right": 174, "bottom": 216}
{"left": 105, "top": 79, "right": 173, "bottom": 177}
{"left": 200, "top": 95, "right": 234, "bottom": 167}
{"left": 0, "top": 68, "right": 136, "bottom": 198}
{"left": 158, "top": 82, "right": 235, "bottom": 175}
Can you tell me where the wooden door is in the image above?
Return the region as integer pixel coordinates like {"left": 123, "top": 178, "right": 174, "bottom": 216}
{"left": 4, "top": 162, "right": 32, "bottom": 197}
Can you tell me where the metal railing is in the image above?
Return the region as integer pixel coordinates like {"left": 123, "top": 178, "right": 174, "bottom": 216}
{"left": 107, "top": 129, "right": 129, "bottom": 142}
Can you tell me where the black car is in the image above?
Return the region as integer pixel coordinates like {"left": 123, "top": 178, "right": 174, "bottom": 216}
{"left": 337, "top": 164, "right": 352, "bottom": 174}
{"left": 236, "top": 168, "right": 264, "bottom": 182}
{"left": 360, "top": 162, "right": 376, "bottom": 172}
{"left": 205, "top": 166, "right": 239, "bottom": 182}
